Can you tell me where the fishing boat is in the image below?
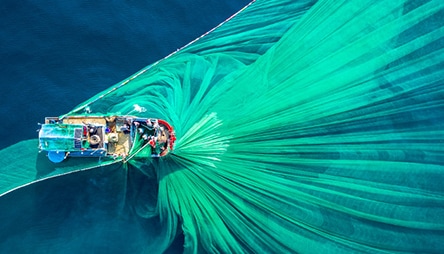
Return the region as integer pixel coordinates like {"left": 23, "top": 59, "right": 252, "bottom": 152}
{"left": 38, "top": 115, "right": 176, "bottom": 163}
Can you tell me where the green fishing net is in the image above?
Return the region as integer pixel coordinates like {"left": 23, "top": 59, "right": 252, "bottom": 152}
{"left": 1, "top": 0, "right": 444, "bottom": 253}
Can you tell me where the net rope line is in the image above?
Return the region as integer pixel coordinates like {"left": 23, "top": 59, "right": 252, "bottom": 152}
{"left": 0, "top": 159, "right": 122, "bottom": 198}
{"left": 60, "top": 0, "right": 256, "bottom": 119}
{"left": 124, "top": 139, "right": 152, "bottom": 163}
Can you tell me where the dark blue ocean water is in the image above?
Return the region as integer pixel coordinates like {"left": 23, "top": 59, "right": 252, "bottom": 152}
{"left": 0, "top": 1, "right": 249, "bottom": 253}
{"left": 0, "top": 0, "right": 249, "bottom": 150}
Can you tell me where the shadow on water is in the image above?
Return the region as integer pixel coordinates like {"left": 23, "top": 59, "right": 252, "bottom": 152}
{"left": 126, "top": 159, "right": 185, "bottom": 253}
{"left": 126, "top": 160, "right": 159, "bottom": 218}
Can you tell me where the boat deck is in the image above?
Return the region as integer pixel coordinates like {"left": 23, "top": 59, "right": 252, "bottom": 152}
{"left": 106, "top": 131, "right": 131, "bottom": 157}
{"left": 47, "top": 116, "right": 133, "bottom": 157}
{"left": 40, "top": 115, "right": 176, "bottom": 163}
{"left": 62, "top": 116, "right": 107, "bottom": 126}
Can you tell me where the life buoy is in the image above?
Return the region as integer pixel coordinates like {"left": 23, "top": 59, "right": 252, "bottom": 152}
{"left": 90, "top": 134, "right": 101, "bottom": 145}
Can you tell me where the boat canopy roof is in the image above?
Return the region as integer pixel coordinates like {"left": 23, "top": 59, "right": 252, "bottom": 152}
{"left": 39, "top": 124, "right": 85, "bottom": 151}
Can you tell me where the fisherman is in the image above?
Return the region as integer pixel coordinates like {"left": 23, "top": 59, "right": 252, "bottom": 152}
{"left": 120, "top": 123, "right": 130, "bottom": 133}
{"left": 89, "top": 125, "right": 97, "bottom": 135}
{"left": 152, "top": 119, "right": 159, "bottom": 129}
